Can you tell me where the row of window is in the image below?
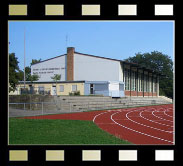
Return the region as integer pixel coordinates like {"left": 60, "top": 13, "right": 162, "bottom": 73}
{"left": 37, "top": 85, "right": 78, "bottom": 92}
{"left": 124, "top": 69, "right": 158, "bottom": 92}
{"left": 59, "top": 85, "right": 77, "bottom": 92}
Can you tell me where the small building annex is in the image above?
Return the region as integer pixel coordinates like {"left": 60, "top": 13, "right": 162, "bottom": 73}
{"left": 16, "top": 47, "right": 160, "bottom": 97}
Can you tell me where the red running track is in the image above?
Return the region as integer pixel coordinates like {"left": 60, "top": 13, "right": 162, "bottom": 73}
{"left": 23, "top": 104, "right": 174, "bottom": 145}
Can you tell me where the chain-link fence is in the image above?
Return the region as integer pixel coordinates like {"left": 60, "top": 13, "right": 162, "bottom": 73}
{"left": 9, "top": 98, "right": 169, "bottom": 118}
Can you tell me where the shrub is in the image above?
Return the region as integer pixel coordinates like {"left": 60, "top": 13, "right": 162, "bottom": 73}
{"left": 69, "top": 91, "right": 80, "bottom": 96}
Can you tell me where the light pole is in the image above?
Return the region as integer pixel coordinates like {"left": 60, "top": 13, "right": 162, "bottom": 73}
{"left": 24, "top": 28, "right": 26, "bottom": 91}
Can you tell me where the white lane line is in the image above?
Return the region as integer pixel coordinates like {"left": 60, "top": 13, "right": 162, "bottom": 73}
{"left": 126, "top": 110, "right": 174, "bottom": 133}
{"left": 164, "top": 108, "right": 173, "bottom": 118}
{"left": 152, "top": 110, "right": 173, "bottom": 122}
{"left": 139, "top": 110, "right": 173, "bottom": 127}
{"left": 111, "top": 111, "right": 173, "bottom": 144}
{"left": 93, "top": 111, "right": 109, "bottom": 122}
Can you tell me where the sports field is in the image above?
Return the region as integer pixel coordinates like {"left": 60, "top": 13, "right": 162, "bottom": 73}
{"left": 9, "top": 104, "right": 174, "bottom": 145}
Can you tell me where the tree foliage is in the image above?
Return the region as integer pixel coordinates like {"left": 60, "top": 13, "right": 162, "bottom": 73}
{"left": 30, "top": 59, "right": 41, "bottom": 66}
{"left": 51, "top": 74, "right": 61, "bottom": 82}
{"left": 9, "top": 53, "right": 21, "bottom": 92}
{"left": 18, "top": 59, "right": 41, "bottom": 81}
{"left": 51, "top": 74, "right": 61, "bottom": 96}
{"left": 124, "top": 51, "right": 173, "bottom": 98}
{"left": 9, "top": 53, "right": 41, "bottom": 92}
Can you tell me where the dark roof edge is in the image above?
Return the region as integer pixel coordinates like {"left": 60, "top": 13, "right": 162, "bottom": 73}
{"left": 74, "top": 51, "right": 122, "bottom": 62}
{"left": 30, "top": 50, "right": 161, "bottom": 75}
{"left": 31, "top": 54, "right": 66, "bottom": 66}
{"left": 18, "top": 80, "right": 86, "bottom": 84}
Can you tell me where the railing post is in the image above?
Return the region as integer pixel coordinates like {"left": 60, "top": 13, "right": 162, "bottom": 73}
{"left": 24, "top": 103, "right": 25, "bottom": 111}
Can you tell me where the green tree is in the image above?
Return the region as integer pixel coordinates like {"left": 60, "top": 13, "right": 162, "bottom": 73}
{"left": 9, "top": 53, "right": 21, "bottom": 92}
{"left": 20, "top": 59, "right": 42, "bottom": 81}
{"left": 30, "top": 59, "right": 41, "bottom": 66}
{"left": 51, "top": 74, "right": 61, "bottom": 95}
{"left": 124, "top": 51, "right": 173, "bottom": 98}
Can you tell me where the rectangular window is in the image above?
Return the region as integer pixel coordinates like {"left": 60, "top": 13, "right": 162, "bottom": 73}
{"left": 131, "top": 71, "right": 136, "bottom": 91}
{"left": 59, "top": 85, "right": 64, "bottom": 92}
{"left": 38, "top": 86, "right": 44, "bottom": 92}
{"left": 149, "top": 76, "right": 152, "bottom": 92}
{"left": 131, "top": 71, "right": 134, "bottom": 91}
{"left": 154, "top": 78, "right": 157, "bottom": 92}
{"left": 72, "top": 85, "right": 77, "bottom": 91}
{"left": 147, "top": 78, "right": 149, "bottom": 92}
{"left": 125, "top": 69, "right": 130, "bottom": 91}
{"left": 138, "top": 73, "right": 141, "bottom": 92}
{"left": 144, "top": 75, "right": 147, "bottom": 92}
{"left": 153, "top": 77, "right": 156, "bottom": 92}
{"left": 38, "top": 86, "right": 45, "bottom": 95}
{"left": 141, "top": 73, "right": 144, "bottom": 92}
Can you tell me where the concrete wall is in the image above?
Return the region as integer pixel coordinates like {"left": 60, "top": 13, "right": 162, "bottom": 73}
{"left": 31, "top": 55, "right": 66, "bottom": 82}
{"left": 119, "top": 63, "right": 123, "bottom": 82}
{"left": 74, "top": 53, "right": 121, "bottom": 81}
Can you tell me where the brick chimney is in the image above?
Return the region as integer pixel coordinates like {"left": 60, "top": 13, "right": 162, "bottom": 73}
{"left": 67, "top": 47, "right": 75, "bottom": 81}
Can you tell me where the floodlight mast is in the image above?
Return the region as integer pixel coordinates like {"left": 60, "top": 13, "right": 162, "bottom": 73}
{"left": 24, "top": 28, "right": 26, "bottom": 90}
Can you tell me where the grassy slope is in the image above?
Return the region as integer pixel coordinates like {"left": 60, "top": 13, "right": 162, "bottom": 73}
{"left": 9, "top": 118, "right": 131, "bottom": 145}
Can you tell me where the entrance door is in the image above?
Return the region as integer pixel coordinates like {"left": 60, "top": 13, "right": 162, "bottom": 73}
{"left": 90, "top": 84, "right": 94, "bottom": 94}
{"left": 52, "top": 86, "right": 57, "bottom": 95}
{"left": 29, "top": 85, "right": 34, "bottom": 94}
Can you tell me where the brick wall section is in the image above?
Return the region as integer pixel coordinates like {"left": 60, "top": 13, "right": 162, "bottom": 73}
{"left": 125, "top": 91, "right": 158, "bottom": 97}
{"left": 67, "top": 47, "right": 75, "bottom": 81}
{"left": 153, "top": 92, "right": 157, "bottom": 96}
{"left": 131, "top": 91, "right": 137, "bottom": 96}
{"left": 138, "top": 91, "right": 143, "bottom": 96}
{"left": 125, "top": 91, "right": 130, "bottom": 96}
{"left": 144, "top": 92, "right": 149, "bottom": 96}
{"left": 125, "top": 91, "right": 138, "bottom": 96}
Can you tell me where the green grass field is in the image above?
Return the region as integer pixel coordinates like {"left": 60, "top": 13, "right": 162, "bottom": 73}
{"left": 9, "top": 118, "right": 131, "bottom": 145}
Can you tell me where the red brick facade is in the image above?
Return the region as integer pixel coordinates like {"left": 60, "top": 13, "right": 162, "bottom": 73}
{"left": 67, "top": 47, "right": 74, "bottom": 81}
{"left": 125, "top": 90, "right": 158, "bottom": 97}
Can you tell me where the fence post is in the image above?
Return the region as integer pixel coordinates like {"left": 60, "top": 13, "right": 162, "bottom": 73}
{"left": 42, "top": 102, "right": 43, "bottom": 115}
{"left": 70, "top": 103, "right": 71, "bottom": 112}
{"left": 24, "top": 103, "right": 25, "bottom": 111}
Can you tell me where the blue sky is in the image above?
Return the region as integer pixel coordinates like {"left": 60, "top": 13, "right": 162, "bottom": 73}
{"left": 9, "top": 21, "right": 174, "bottom": 70}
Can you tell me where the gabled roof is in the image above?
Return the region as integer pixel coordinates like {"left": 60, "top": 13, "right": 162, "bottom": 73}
{"left": 74, "top": 51, "right": 123, "bottom": 62}
{"left": 31, "top": 50, "right": 162, "bottom": 76}
{"left": 31, "top": 54, "right": 66, "bottom": 66}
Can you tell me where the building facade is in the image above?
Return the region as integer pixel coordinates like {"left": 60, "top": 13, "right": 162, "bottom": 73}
{"left": 28, "top": 47, "right": 160, "bottom": 97}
